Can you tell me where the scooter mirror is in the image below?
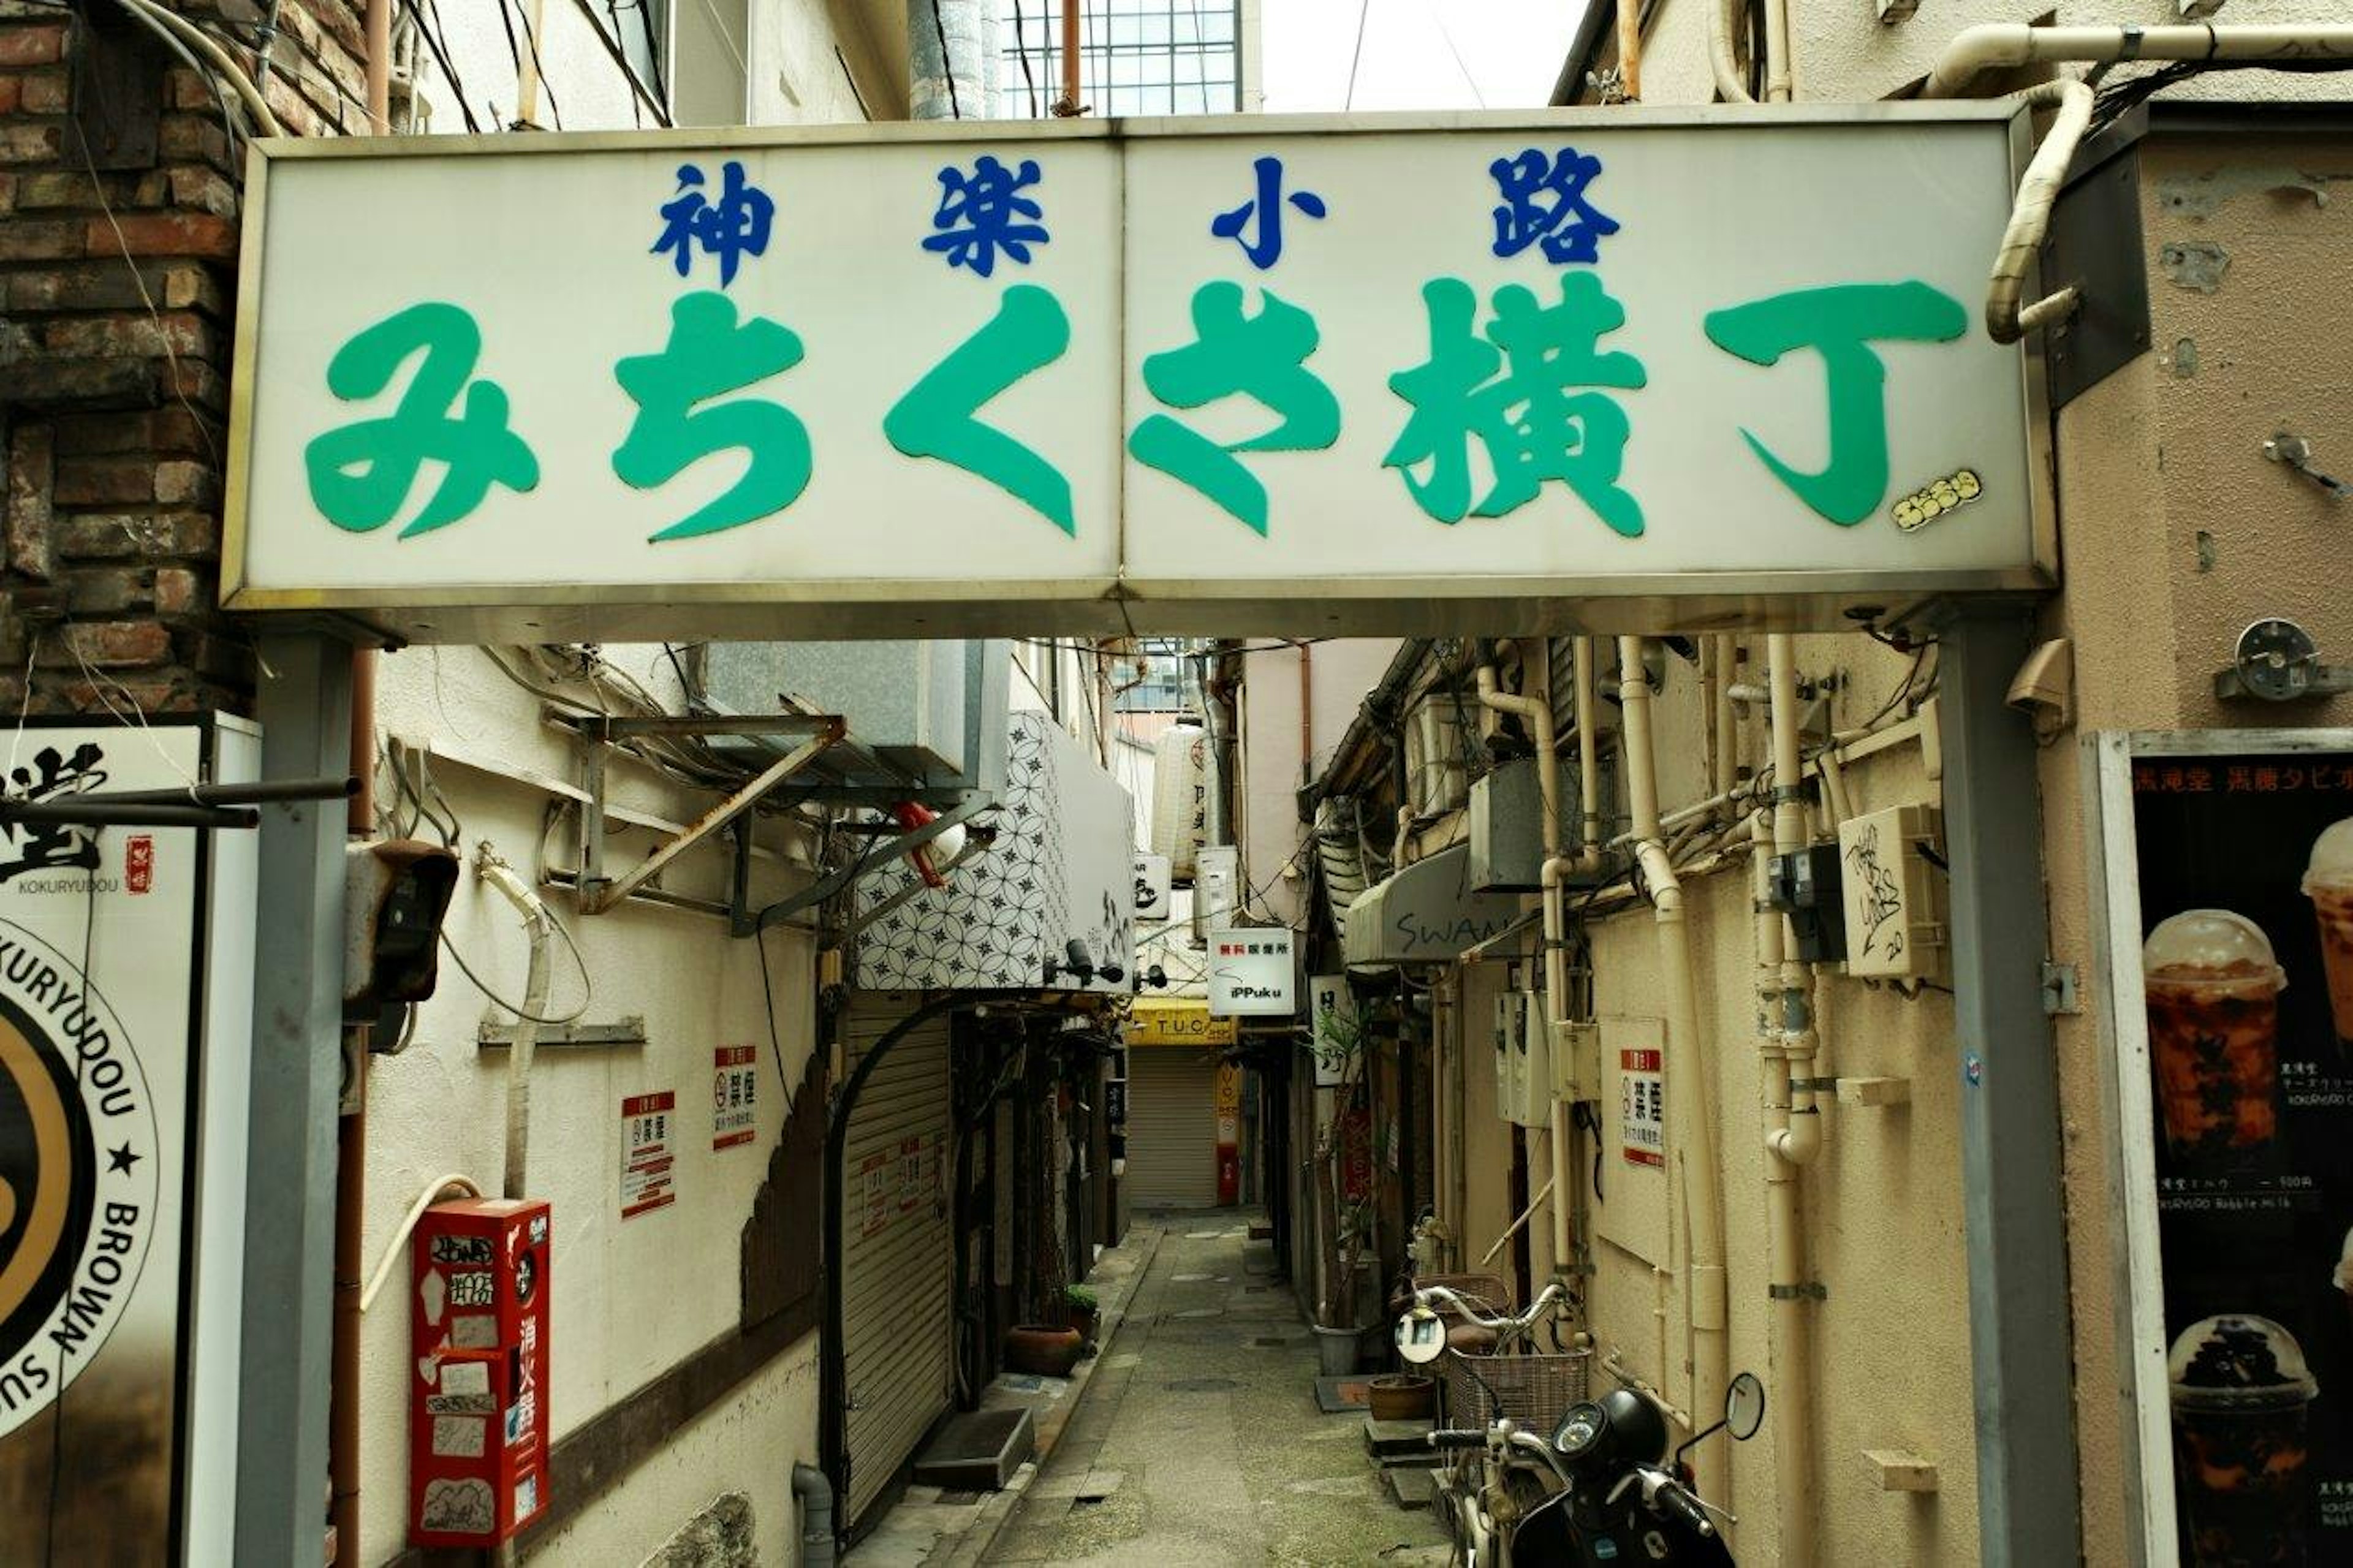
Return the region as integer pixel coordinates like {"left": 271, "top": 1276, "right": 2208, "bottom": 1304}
{"left": 1395, "top": 1306, "right": 1448, "bottom": 1365}
{"left": 1726, "top": 1371, "right": 1767, "bottom": 1441}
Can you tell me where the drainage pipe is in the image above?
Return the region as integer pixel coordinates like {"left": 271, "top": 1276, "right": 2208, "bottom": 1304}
{"left": 1920, "top": 26, "right": 2353, "bottom": 343}
{"left": 794, "top": 1461, "right": 838, "bottom": 1568}
{"left": 1615, "top": 636, "right": 1729, "bottom": 1498}
{"left": 477, "top": 848, "right": 555, "bottom": 1200}
{"left": 1477, "top": 650, "right": 1575, "bottom": 1275}
{"left": 1708, "top": 0, "right": 1755, "bottom": 105}
{"left": 1754, "top": 812, "right": 1817, "bottom": 1566}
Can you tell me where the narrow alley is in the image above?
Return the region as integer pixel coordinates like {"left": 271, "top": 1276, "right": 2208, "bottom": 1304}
{"left": 980, "top": 1217, "right": 1446, "bottom": 1567}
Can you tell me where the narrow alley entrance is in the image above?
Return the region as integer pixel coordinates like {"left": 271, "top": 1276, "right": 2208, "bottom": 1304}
{"left": 980, "top": 1215, "right": 1447, "bottom": 1566}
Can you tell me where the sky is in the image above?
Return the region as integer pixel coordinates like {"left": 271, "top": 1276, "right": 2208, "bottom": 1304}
{"left": 1259, "top": 0, "right": 1588, "bottom": 113}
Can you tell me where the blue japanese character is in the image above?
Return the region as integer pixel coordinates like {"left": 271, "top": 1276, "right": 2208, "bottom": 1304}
{"left": 1210, "top": 155, "right": 1327, "bottom": 270}
{"left": 922, "top": 155, "right": 1048, "bottom": 278}
{"left": 652, "top": 161, "right": 776, "bottom": 288}
{"left": 1490, "top": 148, "right": 1619, "bottom": 265}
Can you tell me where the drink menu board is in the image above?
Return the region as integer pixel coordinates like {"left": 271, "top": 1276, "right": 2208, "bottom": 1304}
{"left": 2132, "top": 751, "right": 2353, "bottom": 1564}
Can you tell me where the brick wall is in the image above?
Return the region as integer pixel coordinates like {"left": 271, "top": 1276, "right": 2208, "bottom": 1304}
{"left": 1, "top": 0, "right": 368, "bottom": 718}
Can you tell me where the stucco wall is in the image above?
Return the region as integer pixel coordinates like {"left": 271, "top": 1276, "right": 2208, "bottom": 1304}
{"left": 360, "top": 644, "right": 825, "bottom": 1564}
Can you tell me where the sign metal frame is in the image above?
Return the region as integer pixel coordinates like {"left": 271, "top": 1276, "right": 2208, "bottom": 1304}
{"left": 221, "top": 104, "right": 2052, "bottom": 643}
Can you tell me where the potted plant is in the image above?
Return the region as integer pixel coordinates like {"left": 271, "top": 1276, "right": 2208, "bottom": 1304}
{"left": 1005, "top": 1323, "right": 1085, "bottom": 1378}
{"left": 1063, "top": 1283, "right": 1101, "bottom": 1341}
{"left": 1308, "top": 1006, "right": 1374, "bottom": 1376}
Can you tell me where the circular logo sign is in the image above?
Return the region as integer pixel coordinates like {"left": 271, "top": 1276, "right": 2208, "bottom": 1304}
{"left": 0, "top": 917, "right": 157, "bottom": 1437}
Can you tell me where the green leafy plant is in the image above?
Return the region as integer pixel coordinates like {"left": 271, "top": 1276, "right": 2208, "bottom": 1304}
{"left": 1064, "top": 1284, "right": 1099, "bottom": 1312}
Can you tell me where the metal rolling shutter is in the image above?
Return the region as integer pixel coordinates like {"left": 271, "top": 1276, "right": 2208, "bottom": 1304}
{"left": 840, "top": 995, "right": 955, "bottom": 1526}
{"left": 1123, "top": 1050, "right": 1220, "bottom": 1208}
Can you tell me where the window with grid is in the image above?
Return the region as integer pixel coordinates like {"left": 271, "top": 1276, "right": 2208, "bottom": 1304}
{"left": 995, "top": 0, "right": 1242, "bottom": 119}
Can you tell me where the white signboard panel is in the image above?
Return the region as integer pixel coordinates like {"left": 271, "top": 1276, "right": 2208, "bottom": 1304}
{"left": 1209, "top": 927, "right": 1295, "bottom": 1017}
{"left": 1308, "top": 974, "right": 1351, "bottom": 1088}
{"left": 1134, "top": 852, "right": 1172, "bottom": 922}
{"left": 227, "top": 108, "right": 2042, "bottom": 641}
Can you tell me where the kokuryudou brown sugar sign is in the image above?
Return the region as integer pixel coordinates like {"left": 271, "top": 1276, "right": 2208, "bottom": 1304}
{"left": 2120, "top": 744, "right": 2353, "bottom": 1563}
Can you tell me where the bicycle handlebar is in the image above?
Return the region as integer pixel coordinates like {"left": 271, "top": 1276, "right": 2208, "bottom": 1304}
{"left": 1414, "top": 1280, "right": 1568, "bottom": 1333}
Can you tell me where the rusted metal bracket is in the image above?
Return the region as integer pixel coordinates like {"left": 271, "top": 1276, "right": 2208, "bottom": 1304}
{"left": 563, "top": 713, "right": 843, "bottom": 915}
{"left": 736, "top": 791, "right": 995, "bottom": 940}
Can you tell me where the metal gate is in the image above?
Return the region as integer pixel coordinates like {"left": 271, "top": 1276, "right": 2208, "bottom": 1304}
{"left": 839, "top": 995, "right": 955, "bottom": 1526}
{"left": 1123, "top": 1049, "right": 1220, "bottom": 1208}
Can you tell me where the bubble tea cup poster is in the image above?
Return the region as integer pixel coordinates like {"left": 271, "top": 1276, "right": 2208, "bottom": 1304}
{"left": 2133, "top": 751, "right": 2353, "bottom": 1565}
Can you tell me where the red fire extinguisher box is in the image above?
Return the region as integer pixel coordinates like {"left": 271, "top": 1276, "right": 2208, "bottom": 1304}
{"left": 408, "top": 1197, "right": 551, "bottom": 1548}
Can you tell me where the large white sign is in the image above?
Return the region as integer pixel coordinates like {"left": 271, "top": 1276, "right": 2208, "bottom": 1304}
{"left": 226, "top": 107, "right": 2044, "bottom": 640}
{"left": 0, "top": 719, "right": 256, "bottom": 1561}
{"left": 1209, "top": 927, "right": 1295, "bottom": 1017}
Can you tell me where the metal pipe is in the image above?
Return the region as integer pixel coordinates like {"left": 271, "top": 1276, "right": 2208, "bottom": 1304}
{"left": 0, "top": 800, "right": 257, "bottom": 829}
{"left": 1921, "top": 22, "right": 2353, "bottom": 100}
{"left": 1763, "top": 0, "right": 1792, "bottom": 103}
{"left": 1713, "top": 636, "right": 1738, "bottom": 800}
{"left": 1476, "top": 652, "right": 1575, "bottom": 1275}
{"left": 330, "top": 1071, "right": 363, "bottom": 1566}
{"left": 1056, "top": 0, "right": 1081, "bottom": 114}
{"left": 1708, "top": 0, "right": 1756, "bottom": 104}
{"left": 1754, "top": 810, "right": 1817, "bottom": 1566}
{"left": 1615, "top": 0, "right": 1642, "bottom": 100}
{"left": 88, "top": 776, "right": 355, "bottom": 807}
{"left": 1616, "top": 635, "right": 1730, "bottom": 1502}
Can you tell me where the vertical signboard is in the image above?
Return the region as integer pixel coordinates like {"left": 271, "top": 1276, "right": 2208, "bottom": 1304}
{"left": 619, "top": 1091, "right": 676, "bottom": 1218}
{"left": 1308, "top": 974, "right": 1351, "bottom": 1089}
{"left": 711, "top": 1046, "right": 757, "bottom": 1151}
{"left": 0, "top": 719, "right": 252, "bottom": 1562}
{"left": 2096, "top": 733, "right": 2353, "bottom": 1565}
{"left": 1620, "top": 1047, "right": 1665, "bottom": 1168}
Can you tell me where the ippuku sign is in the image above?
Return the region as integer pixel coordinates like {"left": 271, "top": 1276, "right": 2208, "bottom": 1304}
{"left": 225, "top": 106, "right": 2047, "bottom": 641}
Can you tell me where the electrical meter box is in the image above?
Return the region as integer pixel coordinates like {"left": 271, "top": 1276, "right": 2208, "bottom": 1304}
{"left": 409, "top": 1198, "right": 551, "bottom": 1549}
{"left": 1836, "top": 803, "right": 1949, "bottom": 979}
{"left": 1550, "top": 1018, "right": 1602, "bottom": 1104}
{"left": 1768, "top": 843, "right": 1848, "bottom": 965}
{"left": 1491, "top": 990, "right": 1551, "bottom": 1126}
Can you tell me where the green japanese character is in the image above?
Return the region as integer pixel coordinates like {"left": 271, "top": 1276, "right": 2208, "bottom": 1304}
{"left": 1129, "top": 282, "right": 1339, "bottom": 536}
{"left": 1385, "top": 273, "right": 1647, "bottom": 537}
{"left": 613, "top": 290, "right": 810, "bottom": 542}
{"left": 1703, "top": 281, "right": 1968, "bottom": 526}
{"left": 303, "top": 302, "right": 539, "bottom": 538}
{"left": 884, "top": 284, "right": 1074, "bottom": 533}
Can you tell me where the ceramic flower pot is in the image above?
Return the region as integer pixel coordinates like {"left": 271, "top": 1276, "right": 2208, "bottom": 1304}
{"left": 1367, "top": 1373, "right": 1436, "bottom": 1422}
{"left": 1006, "top": 1324, "right": 1085, "bottom": 1378}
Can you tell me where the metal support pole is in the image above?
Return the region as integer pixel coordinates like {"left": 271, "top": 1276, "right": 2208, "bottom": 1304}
{"left": 1936, "top": 605, "right": 2082, "bottom": 1565}
{"left": 236, "top": 635, "right": 353, "bottom": 1564}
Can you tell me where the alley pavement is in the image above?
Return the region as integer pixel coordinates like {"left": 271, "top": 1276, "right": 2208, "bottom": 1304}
{"left": 980, "top": 1214, "right": 1449, "bottom": 1567}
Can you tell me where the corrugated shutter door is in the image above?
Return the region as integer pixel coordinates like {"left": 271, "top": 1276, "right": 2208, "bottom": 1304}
{"left": 840, "top": 996, "right": 955, "bottom": 1526}
{"left": 1123, "top": 1050, "right": 1219, "bottom": 1208}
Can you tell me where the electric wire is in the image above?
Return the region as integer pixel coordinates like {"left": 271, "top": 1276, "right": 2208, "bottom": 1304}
{"left": 401, "top": 0, "right": 483, "bottom": 132}
{"left": 928, "top": 0, "right": 964, "bottom": 118}
{"left": 438, "top": 903, "right": 595, "bottom": 1026}
{"left": 1343, "top": 0, "right": 1373, "bottom": 111}
{"left": 1010, "top": 0, "right": 1040, "bottom": 116}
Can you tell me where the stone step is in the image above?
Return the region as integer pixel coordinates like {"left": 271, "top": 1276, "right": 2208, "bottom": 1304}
{"left": 1363, "top": 1416, "right": 1438, "bottom": 1460}
{"left": 1382, "top": 1464, "right": 1439, "bottom": 1510}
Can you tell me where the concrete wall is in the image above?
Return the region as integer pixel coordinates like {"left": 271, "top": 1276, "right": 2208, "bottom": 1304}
{"left": 1234, "top": 639, "right": 1399, "bottom": 930}
{"left": 362, "top": 643, "right": 826, "bottom": 1565}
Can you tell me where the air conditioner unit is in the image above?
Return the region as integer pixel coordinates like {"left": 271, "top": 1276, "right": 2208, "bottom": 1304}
{"left": 702, "top": 639, "right": 1009, "bottom": 796}
{"left": 1468, "top": 756, "right": 1596, "bottom": 892}
{"left": 1403, "top": 695, "right": 1468, "bottom": 819}
{"left": 1192, "top": 845, "right": 1240, "bottom": 943}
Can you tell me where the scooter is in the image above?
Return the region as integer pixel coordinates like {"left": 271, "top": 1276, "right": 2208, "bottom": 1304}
{"left": 1509, "top": 1372, "right": 1765, "bottom": 1566}
{"left": 1398, "top": 1299, "right": 1764, "bottom": 1566}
